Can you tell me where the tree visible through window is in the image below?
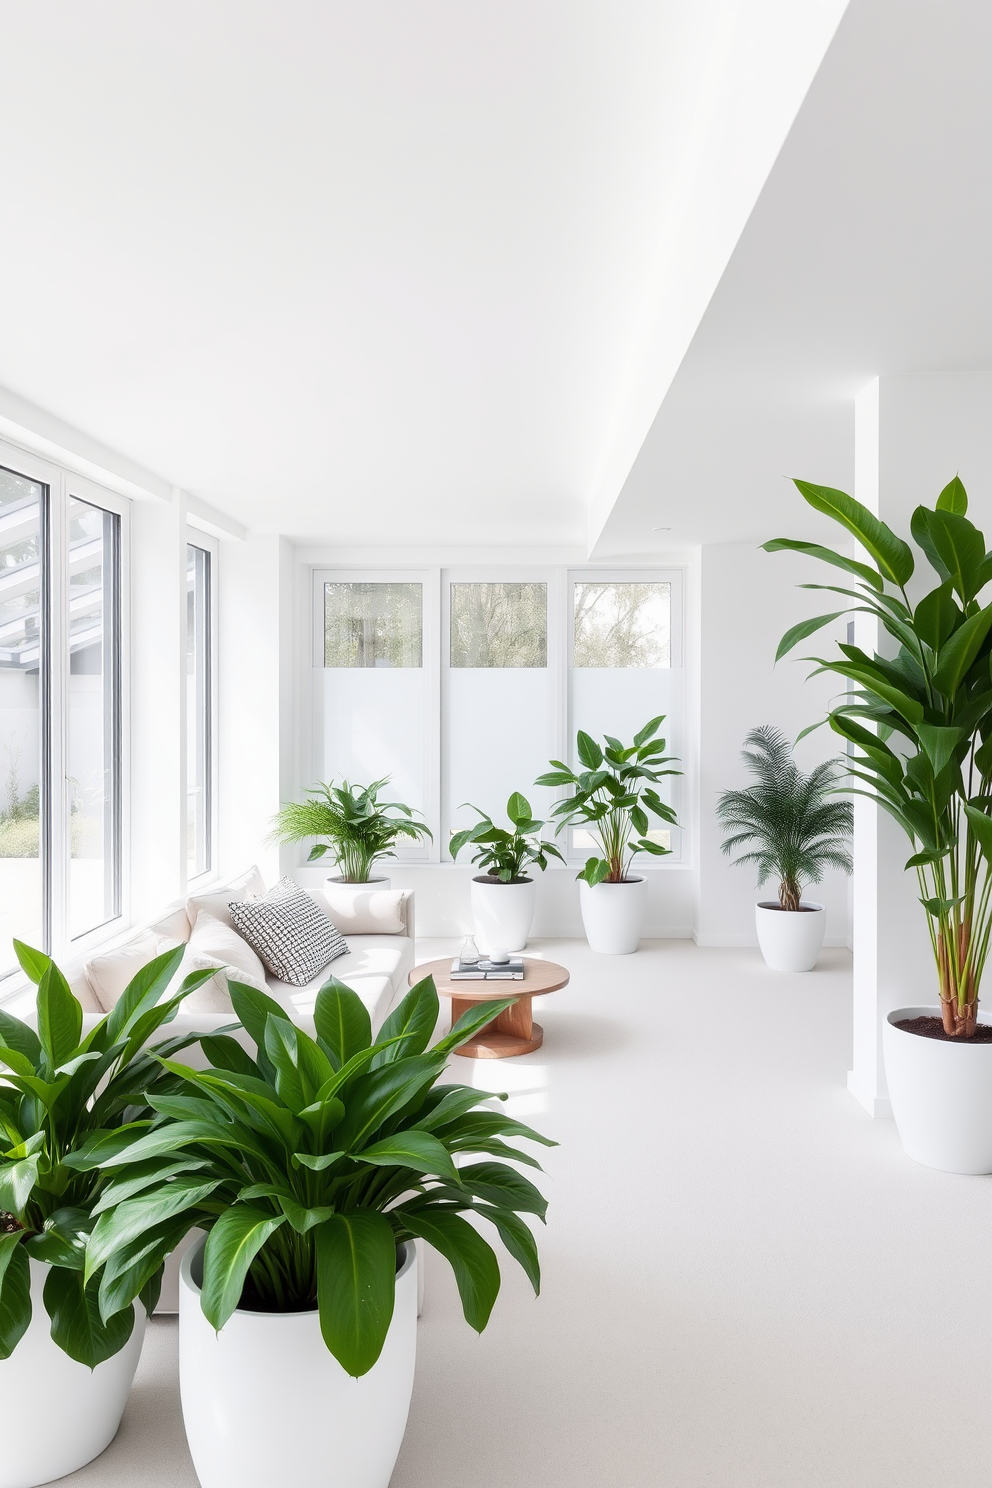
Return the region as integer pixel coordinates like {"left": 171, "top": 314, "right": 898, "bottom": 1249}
{"left": 573, "top": 582, "right": 671, "bottom": 668}
{"left": 450, "top": 582, "right": 547, "bottom": 667}
{"left": 324, "top": 583, "right": 422, "bottom": 668}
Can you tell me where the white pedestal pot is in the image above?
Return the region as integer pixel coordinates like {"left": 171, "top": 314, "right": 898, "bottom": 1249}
{"left": 754, "top": 901, "right": 826, "bottom": 972}
{"left": 883, "top": 1006, "right": 992, "bottom": 1174}
{"left": 578, "top": 876, "right": 648, "bottom": 955}
{"left": 0, "top": 1261, "right": 145, "bottom": 1488}
{"left": 470, "top": 875, "right": 536, "bottom": 954}
{"left": 179, "top": 1238, "right": 418, "bottom": 1488}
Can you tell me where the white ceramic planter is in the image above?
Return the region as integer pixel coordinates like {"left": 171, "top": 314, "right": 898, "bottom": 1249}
{"left": 470, "top": 875, "right": 536, "bottom": 954}
{"left": 754, "top": 901, "right": 825, "bottom": 971}
{"left": 0, "top": 1261, "right": 145, "bottom": 1488}
{"left": 578, "top": 876, "right": 648, "bottom": 954}
{"left": 883, "top": 1005, "right": 992, "bottom": 1173}
{"left": 180, "top": 1238, "right": 417, "bottom": 1488}
{"left": 325, "top": 875, "right": 391, "bottom": 891}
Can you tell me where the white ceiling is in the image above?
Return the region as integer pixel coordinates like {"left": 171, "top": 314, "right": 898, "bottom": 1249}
{"left": 595, "top": 0, "right": 992, "bottom": 556}
{"left": 0, "top": 1, "right": 844, "bottom": 547}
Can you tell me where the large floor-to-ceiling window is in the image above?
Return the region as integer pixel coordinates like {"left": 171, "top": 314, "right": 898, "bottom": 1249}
{"left": 0, "top": 442, "right": 126, "bottom": 977}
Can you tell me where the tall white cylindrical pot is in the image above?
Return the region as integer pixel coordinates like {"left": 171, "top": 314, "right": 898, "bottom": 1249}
{"left": 0, "top": 1262, "right": 145, "bottom": 1488}
{"left": 180, "top": 1238, "right": 417, "bottom": 1488}
{"left": 754, "top": 901, "right": 825, "bottom": 972}
{"left": 470, "top": 876, "right": 537, "bottom": 954}
{"left": 578, "top": 876, "right": 648, "bottom": 954}
{"left": 883, "top": 1006, "right": 992, "bottom": 1173}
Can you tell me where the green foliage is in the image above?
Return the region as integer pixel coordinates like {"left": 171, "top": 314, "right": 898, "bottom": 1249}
{"left": 536, "top": 718, "right": 681, "bottom": 883}
{"left": 766, "top": 475, "right": 992, "bottom": 1027}
{"left": 0, "top": 942, "right": 216, "bottom": 1365}
{"left": 269, "top": 777, "right": 432, "bottom": 883}
{"left": 76, "top": 974, "right": 555, "bottom": 1377}
{"left": 449, "top": 793, "right": 565, "bottom": 881}
{"left": 716, "top": 726, "right": 852, "bottom": 911}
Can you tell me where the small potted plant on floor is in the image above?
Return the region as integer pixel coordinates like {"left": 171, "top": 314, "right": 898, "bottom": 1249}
{"left": 768, "top": 474, "right": 992, "bottom": 1171}
{"left": 76, "top": 974, "right": 555, "bottom": 1488}
{"left": 536, "top": 716, "right": 681, "bottom": 954}
{"left": 450, "top": 792, "right": 564, "bottom": 953}
{"left": 0, "top": 942, "right": 215, "bottom": 1488}
{"left": 716, "top": 726, "right": 853, "bottom": 971}
{"left": 270, "top": 775, "right": 432, "bottom": 889}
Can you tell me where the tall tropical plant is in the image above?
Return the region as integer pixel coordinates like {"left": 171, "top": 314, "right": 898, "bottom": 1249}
{"left": 766, "top": 474, "right": 992, "bottom": 1037}
{"left": 536, "top": 717, "right": 681, "bottom": 883}
{"left": 270, "top": 777, "right": 432, "bottom": 882}
{"left": 0, "top": 942, "right": 216, "bottom": 1365}
{"left": 449, "top": 793, "right": 565, "bottom": 881}
{"left": 716, "top": 725, "right": 853, "bottom": 910}
{"left": 72, "top": 975, "right": 554, "bottom": 1377}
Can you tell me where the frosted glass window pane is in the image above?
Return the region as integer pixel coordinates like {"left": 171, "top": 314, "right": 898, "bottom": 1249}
{"left": 450, "top": 583, "right": 547, "bottom": 667}
{"left": 67, "top": 497, "right": 120, "bottom": 939}
{"left": 573, "top": 581, "right": 670, "bottom": 667}
{"left": 324, "top": 583, "right": 422, "bottom": 668}
{"left": 187, "top": 544, "right": 211, "bottom": 877}
{"left": 317, "top": 669, "right": 427, "bottom": 851}
{"left": 447, "top": 669, "right": 554, "bottom": 838}
{"left": 0, "top": 466, "right": 45, "bottom": 973}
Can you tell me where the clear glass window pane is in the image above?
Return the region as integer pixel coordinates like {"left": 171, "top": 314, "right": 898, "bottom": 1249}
{"left": 324, "top": 582, "right": 422, "bottom": 668}
{"left": 67, "top": 497, "right": 120, "bottom": 940}
{"left": 449, "top": 582, "right": 547, "bottom": 667}
{"left": 573, "top": 581, "right": 671, "bottom": 668}
{"left": 0, "top": 466, "right": 45, "bottom": 972}
{"left": 187, "top": 544, "right": 211, "bottom": 877}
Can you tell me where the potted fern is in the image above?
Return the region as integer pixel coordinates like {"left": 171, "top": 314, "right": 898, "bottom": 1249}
{"left": 450, "top": 792, "right": 564, "bottom": 953}
{"left": 270, "top": 776, "right": 432, "bottom": 887}
{"left": 0, "top": 942, "right": 215, "bottom": 1487}
{"left": 74, "top": 974, "right": 554, "bottom": 1488}
{"left": 536, "top": 717, "right": 681, "bottom": 953}
{"left": 767, "top": 474, "right": 992, "bottom": 1172}
{"left": 716, "top": 726, "right": 853, "bottom": 971}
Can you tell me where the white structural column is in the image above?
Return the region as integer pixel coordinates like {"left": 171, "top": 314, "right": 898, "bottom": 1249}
{"left": 849, "top": 373, "right": 992, "bottom": 1116}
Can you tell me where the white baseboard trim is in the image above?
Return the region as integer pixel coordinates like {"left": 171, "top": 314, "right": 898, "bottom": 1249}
{"left": 847, "top": 1069, "right": 893, "bottom": 1119}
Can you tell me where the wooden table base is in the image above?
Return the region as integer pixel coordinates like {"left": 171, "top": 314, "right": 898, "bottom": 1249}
{"left": 450, "top": 994, "right": 544, "bottom": 1059}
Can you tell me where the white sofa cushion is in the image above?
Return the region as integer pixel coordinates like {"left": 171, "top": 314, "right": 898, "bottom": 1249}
{"left": 85, "top": 928, "right": 183, "bottom": 1013}
{"left": 179, "top": 910, "right": 269, "bottom": 1013}
{"left": 264, "top": 934, "right": 415, "bottom": 1025}
{"left": 318, "top": 886, "right": 407, "bottom": 936}
{"left": 187, "top": 865, "right": 266, "bottom": 931}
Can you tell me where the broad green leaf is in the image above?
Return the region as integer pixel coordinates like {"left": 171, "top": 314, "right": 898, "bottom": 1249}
{"left": 474, "top": 1205, "right": 541, "bottom": 1295}
{"left": 418, "top": 1085, "right": 502, "bottom": 1132}
{"left": 911, "top": 506, "right": 985, "bottom": 602}
{"left": 0, "top": 1046, "right": 37, "bottom": 1079}
{"left": 359, "top": 1131, "right": 460, "bottom": 1182}
{"left": 914, "top": 583, "right": 961, "bottom": 650}
{"left": 86, "top": 1176, "right": 222, "bottom": 1279}
{"left": 371, "top": 976, "right": 439, "bottom": 1069}
{"left": 313, "top": 981, "right": 372, "bottom": 1069}
{"left": 334, "top": 1054, "right": 446, "bottom": 1151}
{"left": 13, "top": 940, "right": 51, "bottom": 986}
{"left": 793, "top": 480, "right": 914, "bottom": 585}
{"left": 575, "top": 731, "right": 603, "bottom": 769}
{"left": 506, "top": 792, "right": 531, "bottom": 825}
{"left": 432, "top": 999, "right": 516, "bottom": 1058}
{"left": 316, "top": 1212, "right": 397, "bottom": 1377}
{"left": 36, "top": 963, "right": 82, "bottom": 1072}
{"left": 263, "top": 1017, "right": 308, "bottom": 1113}
{"left": 0, "top": 1236, "right": 30, "bottom": 1358}
{"left": 292, "top": 1150, "right": 346, "bottom": 1172}
{"left": 200, "top": 1207, "right": 288, "bottom": 1330}
{"left": 436, "top": 1108, "right": 557, "bottom": 1148}
{"left": 761, "top": 537, "right": 883, "bottom": 591}
{"left": 0, "top": 1155, "right": 40, "bottom": 1217}
{"left": 916, "top": 724, "right": 964, "bottom": 778}
{"left": 936, "top": 475, "right": 968, "bottom": 513}
{"left": 775, "top": 611, "right": 845, "bottom": 663}
{"left": 105, "top": 945, "right": 187, "bottom": 1043}
{"left": 633, "top": 716, "right": 664, "bottom": 747}
{"left": 97, "top": 1214, "right": 195, "bottom": 1321}
{"left": 0, "top": 1007, "right": 41, "bottom": 1069}
{"left": 932, "top": 606, "right": 992, "bottom": 698}
{"left": 91, "top": 1156, "right": 210, "bottom": 1216}
{"left": 197, "top": 1035, "right": 260, "bottom": 1079}
{"left": 401, "top": 1208, "right": 500, "bottom": 1333}
{"left": 24, "top": 1207, "right": 91, "bottom": 1270}
{"left": 454, "top": 1160, "right": 548, "bottom": 1219}
{"left": 227, "top": 981, "right": 294, "bottom": 1054}
{"left": 44, "top": 1266, "right": 135, "bottom": 1368}
{"left": 964, "top": 803, "right": 992, "bottom": 863}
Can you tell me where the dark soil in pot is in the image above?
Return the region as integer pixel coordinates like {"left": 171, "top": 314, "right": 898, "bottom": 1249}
{"left": 757, "top": 902, "right": 820, "bottom": 912}
{"left": 894, "top": 1015, "right": 992, "bottom": 1043}
{"left": 473, "top": 875, "right": 532, "bottom": 885}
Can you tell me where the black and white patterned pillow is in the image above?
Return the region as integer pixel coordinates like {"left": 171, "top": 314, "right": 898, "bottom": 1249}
{"left": 229, "top": 878, "right": 347, "bottom": 987}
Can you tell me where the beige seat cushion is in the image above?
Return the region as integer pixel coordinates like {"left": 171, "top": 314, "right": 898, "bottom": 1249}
{"left": 187, "top": 865, "right": 267, "bottom": 932}
{"left": 85, "top": 928, "right": 184, "bottom": 1013}
{"left": 265, "top": 935, "right": 415, "bottom": 1028}
{"left": 318, "top": 886, "right": 407, "bottom": 936}
{"left": 178, "top": 910, "right": 269, "bottom": 1013}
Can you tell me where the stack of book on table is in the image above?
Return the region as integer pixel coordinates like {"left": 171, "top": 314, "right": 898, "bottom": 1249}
{"left": 450, "top": 957, "right": 525, "bottom": 981}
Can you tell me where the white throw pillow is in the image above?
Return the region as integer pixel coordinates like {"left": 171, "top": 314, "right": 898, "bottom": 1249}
{"left": 178, "top": 910, "right": 269, "bottom": 1013}
{"left": 187, "top": 865, "right": 267, "bottom": 931}
{"left": 85, "top": 929, "right": 184, "bottom": 1014}
{"left": 318, "top": 886, "right": 407, "bottom": 937}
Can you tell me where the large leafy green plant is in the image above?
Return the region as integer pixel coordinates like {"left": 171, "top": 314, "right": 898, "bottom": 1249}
{"left": 716, "top": 725, "right": 852, "bottom": 910}
{"left": 270, "top": 777, "right": 432, "bottom": 883}
{"left": 73, "top": 975, "right": 554, "bottom": 1377}
{"left": 535, "top": 717, "right": 681, "bottom": 884}
{"left": 0, "top": 942, "right": 216, "bottom": 1365}
{"left": 767, "top": 475, "right": 992, "bottom": 1037}
{"left": 449, "top": 792, "right": 565, "bottom": 881}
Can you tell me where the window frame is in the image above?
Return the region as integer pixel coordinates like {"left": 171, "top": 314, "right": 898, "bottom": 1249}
{"left": 185, "top": 528, "right": 219, "bottom": 886}
{"left": 0, "top": 438, "right": 130, "bottom": 978}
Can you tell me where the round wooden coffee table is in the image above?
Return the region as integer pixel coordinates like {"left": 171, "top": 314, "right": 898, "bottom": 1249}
{"left": 410, "top": 957, "right": 569, "bottom": 1058}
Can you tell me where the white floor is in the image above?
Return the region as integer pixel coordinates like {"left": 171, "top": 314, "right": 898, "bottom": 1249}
{"left": 60, "top": 939, "right": 992, "bottom": 1487}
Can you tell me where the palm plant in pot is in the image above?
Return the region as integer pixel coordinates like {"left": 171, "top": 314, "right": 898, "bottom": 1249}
{"left": 270, "top": 776, "right": 431, "bottom": 887}
{"left": 450, "top": 791, "right": 564, "bottom": 954}
{"left": 716, "top": 726, "right": 852, "bottom": 972}
{"left": 768, "top": 474, "right": 992, "bottom": 1171}
{"left": 536, "top": 716, "right": 681, "bottom": 954}
{"left": 0, "top": 941, "right": 215, "bottom": 1488}
{"left": 75, "top": 974, "right": 554, "bottom": 1488}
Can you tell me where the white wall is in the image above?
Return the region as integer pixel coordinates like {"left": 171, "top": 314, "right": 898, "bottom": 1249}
{"left": 695, "top": 541, "right": 852, "bottom": 947}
